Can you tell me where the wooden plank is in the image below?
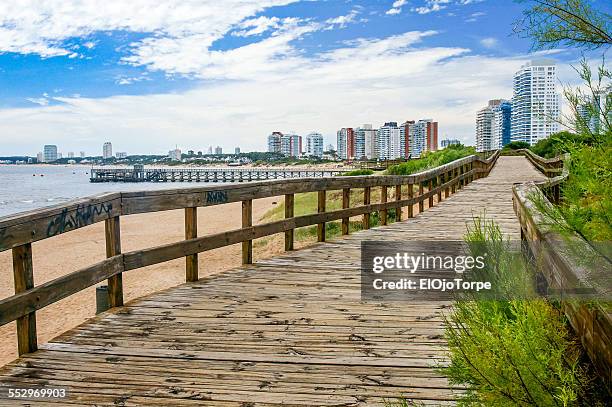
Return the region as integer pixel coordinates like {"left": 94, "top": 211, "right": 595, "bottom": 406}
{"left": 185, "top": 208, "right": 199, "bottom": 282}
{"left": 0, "top": 257, "right": 123, "bottom": 326}
{"left": 105, "top": 216, "right": 123, "bottom": 307}
{"left": 341, "top": 188, "right": 350, "bottom": 235}
{"left": 362, "top": 186, "right": 371, "bottom": 230}
{"left": 242, "top": 199, "right": 253, "bottom": 265}
{"left": 317, "top": 190, "right": 326, "bottom": 242}
{"left": 380, "top": 186, "right": 388, "bottom": 225}
{"left": 418, "top": 182, "right": 425, "bottom": 213}
{"left": 428, "top": 179, "right": 434, "bottom": 208}
{"left": 395, "top": 185, "right": 402, "bottom": 221}
{"left": 12, "top": 243, "right": 37, "bottom": 355}
{"left": 284, "top": 194, "right": 294, "bottom": 251}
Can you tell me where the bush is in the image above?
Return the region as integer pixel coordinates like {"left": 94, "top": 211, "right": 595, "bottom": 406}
{"left": 530, "top": 131, "right": 589, "bottom": 158}
{"left": 385, "top": 145, "right": 475, "bottom": 175}
{"left": 441, "top": 218, "right": 594, "bottom": 406}
{"left": 502, "top": 141, "right": 531, "bottom": 151}
{"left": 339, "top": 169, "right": 374, "bottom": 176}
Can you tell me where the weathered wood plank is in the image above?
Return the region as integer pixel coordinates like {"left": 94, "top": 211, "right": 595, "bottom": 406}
{"left": 184, "top": 207, "right": 198, "bottom": 282}
{"left": 12, "top": 243, "right": 37, "bottom": 355}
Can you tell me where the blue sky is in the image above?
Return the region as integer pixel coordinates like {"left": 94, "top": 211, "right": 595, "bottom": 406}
{"left": 0, "top": 0, "right": 607, "bottom": 155}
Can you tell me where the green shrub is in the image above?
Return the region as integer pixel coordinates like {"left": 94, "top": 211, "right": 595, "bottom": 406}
{"left": 385, "top": 145, "right": 475, "bottom": 175}
{"left": 339, "top": 169, "right": 374, "bottom": 176}
{"left": 530, "top": 131, "right": 590, "bottom": 159}
{"left": 441, "top": 217, "right": 593, "bottom": 406}
{"left": 502, "top": 141, "right": 531, "bottom": 151}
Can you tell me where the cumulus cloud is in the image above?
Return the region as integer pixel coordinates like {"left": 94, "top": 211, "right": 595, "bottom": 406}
{"left": 480, "top": 37, "right": 498, "bottom": 48}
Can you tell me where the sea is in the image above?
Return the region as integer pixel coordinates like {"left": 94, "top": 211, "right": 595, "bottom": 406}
{"left": 0, "top": 165, "right": 225, "bottom": 218}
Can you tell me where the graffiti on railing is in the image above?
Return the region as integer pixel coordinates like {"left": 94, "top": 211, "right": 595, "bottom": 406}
{"left": 206, "top": 190, "right": 228, "bottom": 205}
{"left": 46, "top": 203, "right": 113, "bottom": 237}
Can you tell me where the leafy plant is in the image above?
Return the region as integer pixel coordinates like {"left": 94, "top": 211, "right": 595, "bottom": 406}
{"left": 385, "top": 144, "right": 475, "bottom": 175}
{"left": 339, "top": 169, "right": 374, "bottom": 176}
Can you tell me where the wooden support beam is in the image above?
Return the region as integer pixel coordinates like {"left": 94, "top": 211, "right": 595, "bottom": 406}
{"left": 428, "top": 179, "right": 434, "bottom": 208}
{"left": 12, "top": 243, "right": 37, "bottom": 355}
{"left": 418, "top": 182, "right": 424, "bottom": 213}
{"left": 395, "top": 185, "right": 402, "bottom": 221}
{"left": 363, "top": 187, "right": 371, "bottom": 229}
{"left": 184, "top": 207, "right": 198, "bottom": 282}
{"left": 341, "top": 188, "right": 350, "bottom": 235}
{"left": 445, "top": 171, "right": 450, "bottom": 198}
{"left": 317, "top": 190, "right": 326, "bottom": 242}
{"left": 284, "top": 194, "right": 294, "bottom": 250}
{"left": 407, "top": 184, "right": 413, "bottom": 218}
{"left": 105, "top": 216, "right": 123, "bottom": 307}
{"left": 437, "top": 175, "right": 442, "bottom": 202}
{"left": 451, "top": 169, "right": 456, "bottom": 194}
{"left": 242, "top": 199, "right": 253, "bottom": 264}
{"left": 380, "top": 186, "right": 388, "bottom": 225}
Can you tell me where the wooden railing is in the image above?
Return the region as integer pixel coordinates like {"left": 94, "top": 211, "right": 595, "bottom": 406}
{"left": 0, "top": 152, "right": 499, "bottom": 356}
{"left": 513, "top": 150, "right": 611, "bottom": 391}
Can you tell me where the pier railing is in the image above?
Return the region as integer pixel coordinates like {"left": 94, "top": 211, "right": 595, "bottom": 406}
{"left": 513, "top": 150, "right": 611, "bottom": 390}
{"left": 0, "top": 152, "right": 499, "bottom": 356}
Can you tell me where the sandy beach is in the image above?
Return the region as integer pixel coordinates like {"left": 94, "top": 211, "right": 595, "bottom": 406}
{"left": 0, "top": 197, "right": 282, "bottom": 366}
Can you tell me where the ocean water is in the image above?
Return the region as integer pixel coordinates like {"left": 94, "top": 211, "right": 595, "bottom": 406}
{"left": 0, "top": 165, "right": 228, "bottom": 218}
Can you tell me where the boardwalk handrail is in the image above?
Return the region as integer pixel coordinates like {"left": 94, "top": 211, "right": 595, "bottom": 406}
{"left": 513, "top": 150, "right": 611, "bottom": 390}
{"left": 0, "top": 151, "right": 499, "bottom": 356}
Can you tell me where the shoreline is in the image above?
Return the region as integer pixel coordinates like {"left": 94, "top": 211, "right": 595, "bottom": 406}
{"left": 0, "top": 197, "right": 283, "bottom": 366}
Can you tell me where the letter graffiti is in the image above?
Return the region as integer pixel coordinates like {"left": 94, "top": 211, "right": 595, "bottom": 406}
{"left": 46, "top": 203, "right": 113, "bottom": 237}
{"left": 206, "top": 190, "right": 228, "bottom": 204}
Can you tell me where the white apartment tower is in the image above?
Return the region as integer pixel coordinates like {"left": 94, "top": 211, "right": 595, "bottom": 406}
{"left": 353, "top": 125, "right": 377, "bottom": 159}
{"left": 377, "top": 122, "right": 401, "bottom": 160}
{"left": 511, "top": 59, "right": 560, "bottom": 145}
{"left": 305, "top": 132, "right": 324, "bottom": 158}
{"left": 102, "top": 142, "right": 113, "bottom": 159}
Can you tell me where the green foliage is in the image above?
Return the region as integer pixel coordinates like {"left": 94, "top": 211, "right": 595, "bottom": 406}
{"left": 385, "top": 145, "right": 475, "bottom": 175}
{"left": 339, "top": 169, "right": 374, "bottom": 176}
{"left": 530, "top": 131, "right": 587, "bottom": 158}
{"left": 514, "top": 0, "right": 612, "bottom": 50}
{"left": 443, "top": 217, "right": 592, "bottom": 406}
{"left": 503, "top": 141, "right": 531, "bottom": 151}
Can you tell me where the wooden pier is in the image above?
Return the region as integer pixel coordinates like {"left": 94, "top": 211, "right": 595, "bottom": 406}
{"left": 90, "top": 166, "right": 347, "bottom": 183}
{"left": 2, "top": 151, "right": 606, "bottom": 405}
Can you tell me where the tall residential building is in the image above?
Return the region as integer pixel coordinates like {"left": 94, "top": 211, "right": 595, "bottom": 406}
{"left": 102, "top": 142, "right": 113, "bottom": 159}
{"left": 377, "top": 122, "right": 401, "bottom": 160}
{"left": 168, "top": 148, "right": 181, "bottom": 161}
{"left": 235, "top": 147, "right": 241, "bottom": 154}
{"left": 492, "top": 100, "right": 512, "bottom": 149}
{"left": 336, "top": 128, "right": 355, "bottom": 160}
{"left": 280, "top": 133, "right": 301, "bottom": 157}
{"left": 43, "top": 145, "right": 58, "bottom": 162}
{"left": 36, "top": 152, "right": 44, "bottom": 163}
{"left": 215, "top": 146, "right": 223, "bottom": 155}
{"left": 476, "top": 101, "right": 497, "bottom": 152}
{"left": 407, "top": 120, "right": 438, "bottom": 158}
{"left": 441, "top": 139, "right": 461, "bottom": 148}
{"left": 207, "top": 146, "right": 213, "bottom": 155}
{"left": 399, "top": 120, "right": 415, "bottom": 158}
{"left": 354, "top": 125, "right": 377, "bottom": 160}
{"left": 305, "top": 132, "right": 324, "bottom": 158}
{"left": 511, "top": 59, "right": 560, "bottom": 145}
{"left": 267, "top": 132, "right": 283, "bottom": 154}
{"left": 67, "top": 152, "right": 75, "bottom": 158}
{"left": 80, "top": 151, "right": 86, "bottom": 158}
{"left": 577, "top": 87, "right": 611, "bottom": 134}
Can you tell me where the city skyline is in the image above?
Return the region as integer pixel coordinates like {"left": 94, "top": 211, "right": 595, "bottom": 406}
{"left": 0, "top": 1, "right": 602, "bottom": 156}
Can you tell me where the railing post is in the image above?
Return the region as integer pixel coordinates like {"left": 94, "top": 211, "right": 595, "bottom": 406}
{"left": 285, "top": 194, "right": 294, "bottom": 250}
{"left": 105, "top": 216, "right": 123, "bottom": 307}
{"left": 445, "top": 171, "right": 450, "bottom": 198}
{"left": 428, "top": 178, "right": 434, "bottom": 208}
{"left": 395, "top": 185, "right": 402, "bottom": 221}
{"left": 342, "top": 188, "right": 350, "bottom": 235}
{"left": 451, "top": 169, "right": 457, "bottom": 194}
{"left": 407, "top": 183, "right": 413, "bottom": 218}
{"left": 185, "top": 207, "right": 198, "bottom": 282}
{"left": 437, "top": 175, "right": 442, "bottom": 202}
{"left": 242, "top": 199, "right": 253, "bottom": 264}
{"left": 363, "top": 186, "right": 371, "bottom": 229}
{"left": 317, "top": 190, "right": 326, "bottom": 242}
{"left": 380, "top": 186, "right": 388, "bottom": 225}
{"left": 418, "top": 182, "right": 424, "bottom": 213}
{"left": 12, "top": 243, "right": 37, "bottom": 355}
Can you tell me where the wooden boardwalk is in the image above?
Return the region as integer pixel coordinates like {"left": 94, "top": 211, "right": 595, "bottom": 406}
{"left": 0, "top": 156, "right": 545, "bottom": 406}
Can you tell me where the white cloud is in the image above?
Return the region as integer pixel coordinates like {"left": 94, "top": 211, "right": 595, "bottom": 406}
{"left": 386, "top": 0, "right": 408, "bottom": 15}
{"left": 25, "top": 97, "right": 49, "bottom": 106}
{"left": 325, "top": 9, "right": 361, "bottom": 28}
{"left": 480, "top": 37, "right": 498, "bottom": 48}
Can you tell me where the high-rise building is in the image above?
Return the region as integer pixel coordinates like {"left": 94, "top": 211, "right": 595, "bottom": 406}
{"left": 336, "top": 128, "right": 355, "bottom": 160}
{"left": 207, "top": 146, "right": 213, "bottom": 155}
{"left": 511, "top": 59, "right": 560, "bottom": 145}
{"left": 80, "top": 151, "right": 86, "bottom": 158}
{"left": 353, "top": 125, "right": 377, "bottom": 160}
{"left": 441, "top": 139, "right": 461, "bottom": 148}
{"left": 215, "top": 146, "right": 223, "bottom": 155}
{"left": 476, "top": 100, "right": 497, "bottom": 152}
{"left": 399, "top": 121, "right": 415, "bottom": 158}
{"left": 406, "top": 120, "right": 438, "bottom": 158}
{"left": 305, "top": 132, "right": 324, "bottom": 158}
{"left": 268, "top": 132, "right": 283, "bottom": 154}
{"left": 281, "top": 134, "right": 301, "bottom": 157}
{"left": 102, "top": 142, "right": 113, "bottom": 159}
{"left": 577, "top": 87, "right": 611, "bottom": 134}
{"left": 67, "top": 152, "right": 75, "bottom": 158}
{"left": 235, "top": 147, "right": 241, "bottom": 154}
{"left": 168, "top": 148, "right": 182, "bottom": 161}
{"left": 377, "top": 122, "right": 401, "bottom": 160}
{"left": 36, "top": 152, "right": 44, "bottom": 163}
{"left": 492, "top": 100, "right": 512, "bottom": 149}
{"left": 43, "top": 145, "right": 58, "bottom": 162}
